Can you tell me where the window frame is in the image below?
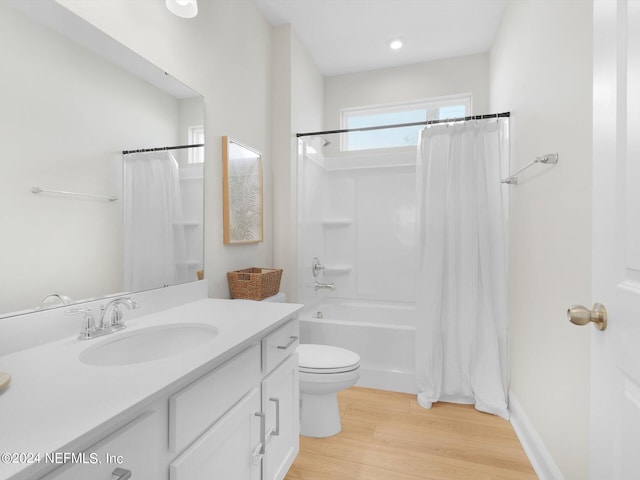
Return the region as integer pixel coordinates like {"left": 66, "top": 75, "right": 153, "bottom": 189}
{"left": 339, "top": 94, "right": 472, "bottom": 152}
{"left": 188, "top": 125, "right": 205, "bottom": 164}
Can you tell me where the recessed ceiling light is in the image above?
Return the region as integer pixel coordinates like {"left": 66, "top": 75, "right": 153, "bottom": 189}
{"left": 388, "top": 38, "right": 404, "bottom": 50}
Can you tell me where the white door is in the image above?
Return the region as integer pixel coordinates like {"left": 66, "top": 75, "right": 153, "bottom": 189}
{"left": 591, "top": 0, "right": 640, "bottom": 478}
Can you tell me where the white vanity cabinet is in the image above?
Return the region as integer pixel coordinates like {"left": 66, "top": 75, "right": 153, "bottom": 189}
{"left": 32, "top": 316, "right": 299, "bottom": 480}
{"left": 169, "top": 317, "right": 300, "bottom": 480}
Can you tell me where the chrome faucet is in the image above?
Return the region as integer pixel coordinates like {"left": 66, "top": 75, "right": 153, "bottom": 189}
{"left": 68, "top": 297, "right": 139, "bottom": 341}
{"left": 100, "top": 297, "right": 139, "bottom": 332}
{"left": 314, "top": 281, "right": 335, "bottom": 292}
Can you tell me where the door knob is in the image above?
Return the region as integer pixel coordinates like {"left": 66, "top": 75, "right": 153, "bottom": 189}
{"left": 567, "top": 303, "right": 607, "bottom": 331}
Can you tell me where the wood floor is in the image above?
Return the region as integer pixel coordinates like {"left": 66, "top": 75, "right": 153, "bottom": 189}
{"left": 285, "top": 387, "right": 537, "bottom": 480}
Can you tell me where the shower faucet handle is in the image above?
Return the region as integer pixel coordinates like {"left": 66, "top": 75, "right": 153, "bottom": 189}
{"left": 312, "top": 257, "right": 325, "bottom": 277}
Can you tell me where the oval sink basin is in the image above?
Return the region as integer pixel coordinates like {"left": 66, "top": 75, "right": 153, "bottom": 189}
{"left": 80, "top": 323, "right": 219, "bottom": 366}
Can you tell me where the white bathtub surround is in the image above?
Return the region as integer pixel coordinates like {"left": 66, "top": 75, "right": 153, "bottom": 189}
{"left": 415, "top": 117, "right": 510, "bottom": 419}
{"left": 297, "top": 146, "right": 418, "bottom": 306}
{"left": 296, "top": 142, "right": 420, "bottom": 393}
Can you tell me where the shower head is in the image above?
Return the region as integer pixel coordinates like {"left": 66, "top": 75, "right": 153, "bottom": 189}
{"left": 302, "top": 135, "right": 332, "bottom": 149}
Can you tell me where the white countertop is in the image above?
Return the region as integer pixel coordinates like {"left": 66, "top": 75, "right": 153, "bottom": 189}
{"left": 0, "top": 298, "right": 302, "bottom": 480}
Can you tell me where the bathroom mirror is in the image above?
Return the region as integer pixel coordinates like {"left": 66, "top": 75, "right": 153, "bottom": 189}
{"left": 0, "top": 1, "right": 205, "bottom": 318}
{"left": 222, "top": 137, "right": 263, "bottom": 244}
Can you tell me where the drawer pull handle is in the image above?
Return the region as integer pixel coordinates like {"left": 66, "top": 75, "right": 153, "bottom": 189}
{"left": 270, "top": 397, "right": 281, "bottom": 436}
{"left": 277, "top": 336, "right": 298, "bottom": 350}
{"left": 112, "top": 468, "right": 132, "bottom": 480}
{"left": 255, "top": 411, "right": 266, "bottom": 455}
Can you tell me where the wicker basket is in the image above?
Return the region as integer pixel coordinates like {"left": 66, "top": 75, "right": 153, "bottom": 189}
{"left": 227, "top": 268, "right": 283, "bottom": 300}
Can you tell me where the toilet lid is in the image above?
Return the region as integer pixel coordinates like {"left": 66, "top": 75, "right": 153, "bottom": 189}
{"left": 297, "top": 344, "right": 360, "bottom": 374}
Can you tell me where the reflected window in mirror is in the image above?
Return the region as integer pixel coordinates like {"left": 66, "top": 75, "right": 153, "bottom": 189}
{"left": 188, "top": 126, "right": 205, "bottom": 164}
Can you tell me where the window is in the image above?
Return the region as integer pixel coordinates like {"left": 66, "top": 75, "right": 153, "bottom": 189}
{"left": 188, "top": 125, "right": 205, "bottom": 164}
{"left": 340, "top": 94, "right": 472, "bottom": 151}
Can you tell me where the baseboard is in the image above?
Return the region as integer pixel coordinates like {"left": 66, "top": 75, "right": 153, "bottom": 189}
{"left": 508, "top": 390, "right": 565, "bottom": 480}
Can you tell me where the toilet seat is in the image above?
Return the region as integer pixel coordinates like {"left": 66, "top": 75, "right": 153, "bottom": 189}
{"left": 298, "top": 344, "right": 360, "bottom": 374}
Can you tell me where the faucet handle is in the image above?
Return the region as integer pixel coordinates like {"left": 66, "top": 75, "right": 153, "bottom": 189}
{"left": 312, "top": 257, "right": 325, "bottom": 277}
{"left": 66, "top": 308, "right": 96, "bottom": 340}
{"left": 108, "top": 305, "right": 125, "bottom": 330}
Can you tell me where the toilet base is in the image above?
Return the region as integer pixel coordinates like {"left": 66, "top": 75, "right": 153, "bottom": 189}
{"left": 300, "top": 391, "right": 341, "bottom": 437}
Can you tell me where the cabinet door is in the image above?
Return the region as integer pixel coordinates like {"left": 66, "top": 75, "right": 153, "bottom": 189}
{"left": 43, "top": 411, "right": 163, "bottom": 480}
{"left": 262, "top": 353, "right": 299, "bottom": 480}
{"left": 170, "top": 388, "right": 262, "bottom": 480}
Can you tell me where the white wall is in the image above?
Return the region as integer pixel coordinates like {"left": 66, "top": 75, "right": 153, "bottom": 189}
{"left": 491, "top": 1, "right": 592, "bottom": 478}
{"left": 57, "top": 0, "right": 274, "bottom": 299}
{"left": 324, "top": 53, "right": 490, "bottom": 130}
{"left": 272, "top": 25, "right": 324, "bottom": 302}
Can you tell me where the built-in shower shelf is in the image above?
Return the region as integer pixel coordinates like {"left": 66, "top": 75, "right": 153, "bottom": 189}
{"left": 174, "top": 221, "right": 201, "bottom": 228}
{"left": 176, "top": 260, "right": 201, "bottom": 267}
{"left": 322, "top": 218, "right": 352, "bottom": 227}
{"left": 324, "top": 264, "right": 352, "bottom": 275}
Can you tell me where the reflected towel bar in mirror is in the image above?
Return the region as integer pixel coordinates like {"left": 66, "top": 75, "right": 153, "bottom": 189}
{"left": 31, "top": 186, "right": 118, "bottom": 202}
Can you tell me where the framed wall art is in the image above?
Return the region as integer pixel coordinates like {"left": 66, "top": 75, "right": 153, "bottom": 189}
{"left": 222, "top": 136, "right": 263, "bottom": 244}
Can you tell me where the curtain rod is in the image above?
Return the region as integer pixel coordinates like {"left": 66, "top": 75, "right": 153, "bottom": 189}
{"left": 122, "top": 143, "right": 204, "bottom": 155}
{"left": 296, "top": 112, "right": 510, "bottom": 138}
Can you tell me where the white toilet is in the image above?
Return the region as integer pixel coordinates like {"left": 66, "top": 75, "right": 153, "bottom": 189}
{"left": 297, "top": 344, "right": 360, "bottom": 438}
{"left": 258, "top": 293, "right": 360, "bottom": 437}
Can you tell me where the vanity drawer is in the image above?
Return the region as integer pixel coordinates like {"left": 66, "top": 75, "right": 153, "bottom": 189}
{"left": 262, "top": 318, "right": 299, "bottom": 373}
{"left": 169, "top": 344, "right": 260, "bottom": 454}
{"left": 43, "top": 411, "right": 162, "bottom": 480}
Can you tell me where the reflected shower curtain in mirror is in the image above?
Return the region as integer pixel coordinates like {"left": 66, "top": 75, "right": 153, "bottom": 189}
{"left": 415, "top": 118, "right": 509, "bottom": 419}
{"left": 123, "top": 151, "right": 188, "bottom": 292}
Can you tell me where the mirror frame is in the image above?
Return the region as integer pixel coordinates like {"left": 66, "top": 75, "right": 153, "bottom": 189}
{"left": 222, "top": 136, "right": 263, "bottom": 245}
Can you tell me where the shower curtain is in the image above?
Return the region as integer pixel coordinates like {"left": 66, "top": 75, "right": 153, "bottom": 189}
{"left": 415, "top": 117, "right": 509, "bottom": 419}
{"left": 123, "top": 151, "right": 188, "bottom": 292}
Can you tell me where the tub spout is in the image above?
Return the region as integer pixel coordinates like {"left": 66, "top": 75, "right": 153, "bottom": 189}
{"left": 314, "top": 281, "right": 335, "bottom": 292}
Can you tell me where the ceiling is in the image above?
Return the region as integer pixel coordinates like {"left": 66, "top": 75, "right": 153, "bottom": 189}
{"left": 255, "top": 0, "right": 507, "bottom": 77}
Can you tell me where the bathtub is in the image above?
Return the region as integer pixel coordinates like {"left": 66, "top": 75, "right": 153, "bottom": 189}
{"left": 299, "top": 298, "right": 417, "bottom": 394}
